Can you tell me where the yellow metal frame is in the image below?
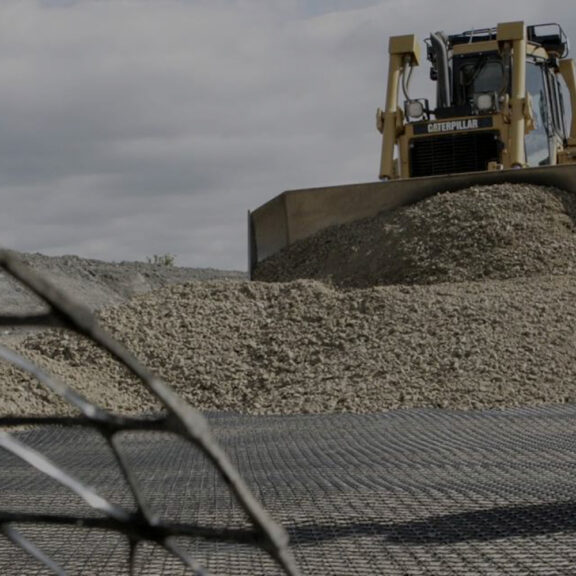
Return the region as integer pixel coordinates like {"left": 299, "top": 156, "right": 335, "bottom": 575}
{"left": 560, "top": 59, "right": 576, "bottom": 142}
{"left": 452, "top": 41, "right": 498, "bottom": 56}
{"left": 378, "top": 34, "right": 420, "bottom": 180}
{"left": 497, "top": 21, "right": 527, "bottom": 167}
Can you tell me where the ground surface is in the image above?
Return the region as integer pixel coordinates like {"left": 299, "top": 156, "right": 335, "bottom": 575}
{"left": 4, "top": 407, "right": 576, "bottom": 576}
{"left": 3, "top": 182, "right": 576, "bottom": 575}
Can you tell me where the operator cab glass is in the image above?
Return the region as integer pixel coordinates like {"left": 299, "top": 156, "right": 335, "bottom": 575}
{"left": 525, "top": 62, "right": 551, "bottom": 166}
{"left": 453, "top": 54, "right": 507, "bottom": 109}
{"left": 525, "top": 58, "right": 568, "bottom": 167}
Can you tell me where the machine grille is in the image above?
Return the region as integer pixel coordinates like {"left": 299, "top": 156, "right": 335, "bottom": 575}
{"left": 409, "top": 130, "right": 500, "bottom": 177}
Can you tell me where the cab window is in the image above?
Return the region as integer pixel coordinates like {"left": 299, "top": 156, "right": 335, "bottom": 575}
{"left": 525, "top": 62, "right": 550, "bottom": 166}
{"left": 454, "top": 54, "right": 506, "bottom": 105}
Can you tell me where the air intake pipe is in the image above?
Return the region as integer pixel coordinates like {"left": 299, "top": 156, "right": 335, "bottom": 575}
{"left": 430, "top": 32, "right": 452, "bottom": 109}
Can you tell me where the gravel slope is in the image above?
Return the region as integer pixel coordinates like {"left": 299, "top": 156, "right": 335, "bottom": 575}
{"left": 1, "top": 183, "right": 576, "bottom": 417}
{"left": 254, "top": 183, "right": 576, "bottom": 287}
{"left": 2, "top": 275, "right": 574, "bottom": 417}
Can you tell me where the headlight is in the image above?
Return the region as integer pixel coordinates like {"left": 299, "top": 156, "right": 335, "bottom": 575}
{"left": 405, "top": 100, "right": 424, "bottom": 119}
{"left": 475, "top": 92, "right": 495, "bottom": 112}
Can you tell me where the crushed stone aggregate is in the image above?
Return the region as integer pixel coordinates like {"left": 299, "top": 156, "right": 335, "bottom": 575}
{"left": 1, "top": 183, "right": 576, "bottom": 417}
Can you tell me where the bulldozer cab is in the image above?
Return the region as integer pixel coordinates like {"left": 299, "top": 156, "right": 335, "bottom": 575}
{"left": 378, "top": 22, "right": 576, "bottom": 179}
{"left": 451, "top": 26, "right": 570, "bottom": 169}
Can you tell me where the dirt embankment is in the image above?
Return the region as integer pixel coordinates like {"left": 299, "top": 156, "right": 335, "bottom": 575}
{"left": 2, "top": 183, "right": 576, "bottom": 418}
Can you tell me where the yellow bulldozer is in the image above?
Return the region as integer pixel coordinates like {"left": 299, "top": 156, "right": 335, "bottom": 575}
{"left": 249, "top": 21, "right": 576, "bottom": 276}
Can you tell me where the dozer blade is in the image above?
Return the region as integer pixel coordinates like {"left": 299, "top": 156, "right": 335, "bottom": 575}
{"left": 248, "top": 164, "right": 576, "bottom": 277}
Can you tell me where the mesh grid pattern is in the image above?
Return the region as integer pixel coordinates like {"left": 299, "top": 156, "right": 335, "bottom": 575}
{"left": 3, "top": 408, "right": 576, "bottom": 574}
{"left": 0, "top": 250, "right": 300, "bottom": 575}
{"left": 2, "top": 250, "right": 576, "bottom": 574}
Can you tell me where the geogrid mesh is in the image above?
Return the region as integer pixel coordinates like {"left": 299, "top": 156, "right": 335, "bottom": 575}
{"left": 0, "top": 249, "right": 300, "bottom": 576}
{"left": 4, "top": 408, "right": 576, "bottom": 574}
{"left": 2, "top": 250, "right": 576, "bottom": 574}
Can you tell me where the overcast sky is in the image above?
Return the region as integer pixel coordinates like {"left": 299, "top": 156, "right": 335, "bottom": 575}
{"left": 0, "top": 0, "right": 574, "bottom": 270}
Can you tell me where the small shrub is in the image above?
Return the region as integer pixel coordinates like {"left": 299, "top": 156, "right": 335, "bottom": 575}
{"left": 146, "top": 253, "right": 176, "bottom": 267}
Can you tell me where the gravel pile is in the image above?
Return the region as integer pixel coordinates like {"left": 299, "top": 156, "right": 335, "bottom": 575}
{"left": 3, "top": 273, "right": 576, "bottom": 416}
{"left": 2, "top": 182, "right": 576, "bottom": 417}
{"left": 254, "top": 183, "right": 576, "bottom": 287}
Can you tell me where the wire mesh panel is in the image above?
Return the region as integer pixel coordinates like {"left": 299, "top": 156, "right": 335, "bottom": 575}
{"left": 4, "top": 249, "right": 576, "bottom": 574}
{"left": 5, "top": 408, "right": 576, "bottom": 574}
{"left": 0, "top": 249, "right": 301, "bottom": 576}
